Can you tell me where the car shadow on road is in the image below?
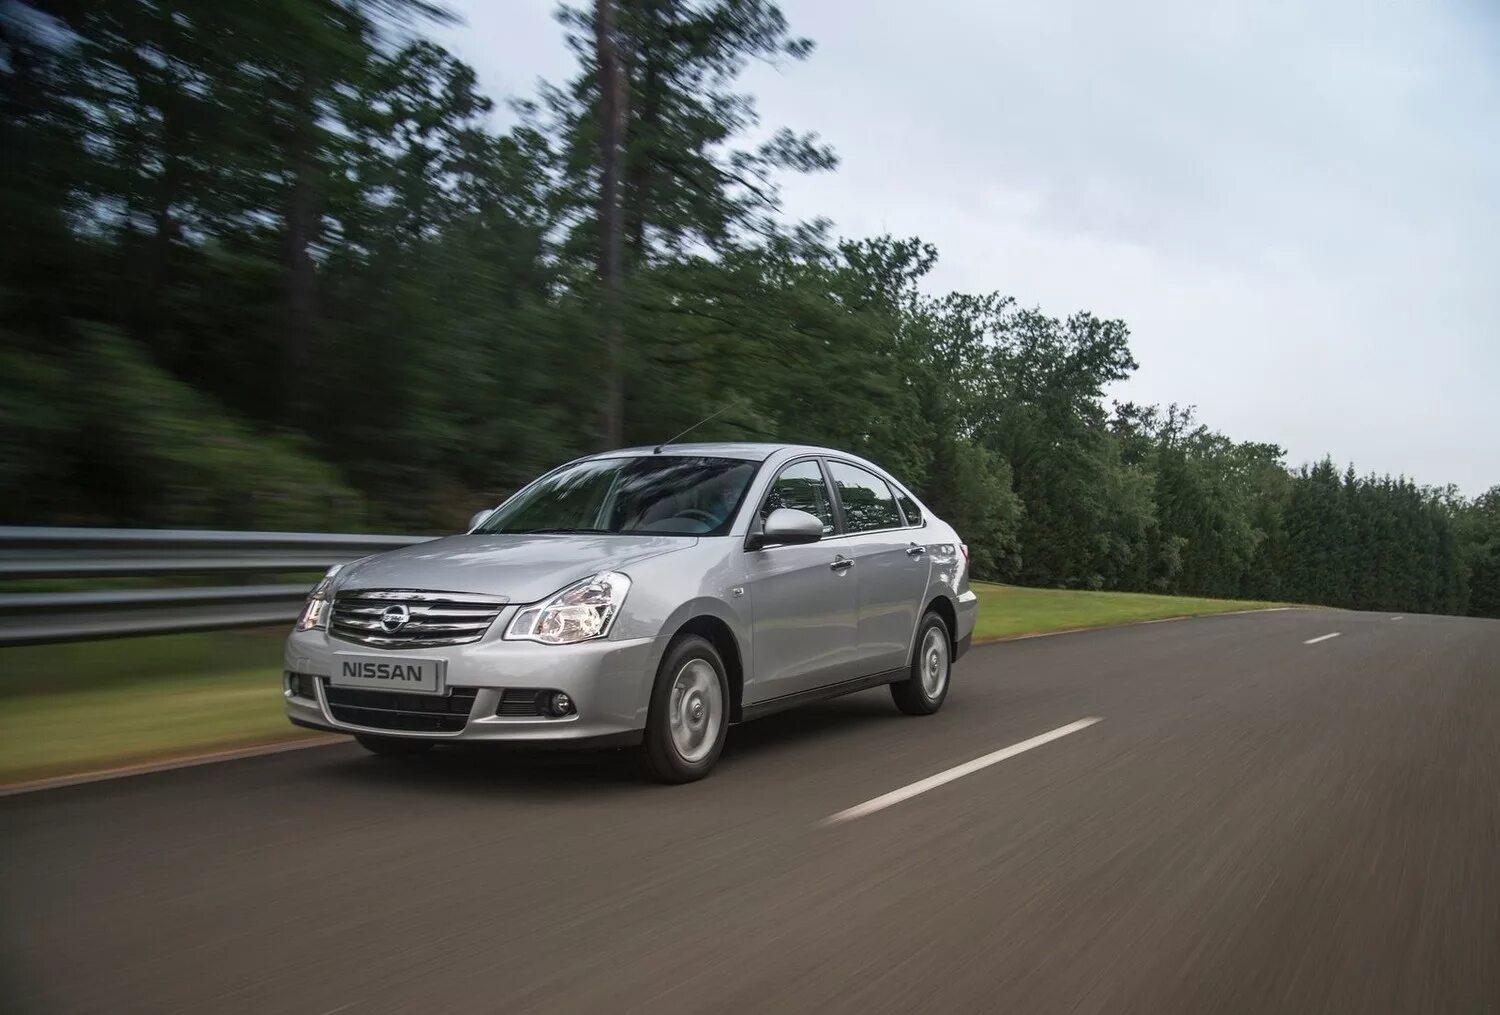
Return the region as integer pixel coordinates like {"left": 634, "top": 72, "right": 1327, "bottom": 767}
{"left": 309, "top": 689, "right": 905, "bottom": 799}
{"left": 720, "top": 692, "right": 902, "bottom": 764}
{"left": 313, "top": 742, "right": 644, "bottom": 799}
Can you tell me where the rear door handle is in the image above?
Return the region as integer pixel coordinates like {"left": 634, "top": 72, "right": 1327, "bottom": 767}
{"left": 905, "top": 544, "right": 926, "bottom": 558}
{"left": 830, "top": 556, "right": 854, "bottom": 572}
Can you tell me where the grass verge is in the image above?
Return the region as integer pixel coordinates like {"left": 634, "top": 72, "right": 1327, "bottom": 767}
{"left": 0, "top": 586, "right": 1291, "bottom": 786}
{"left": 971, "top": 582, "right": 1288, "bottom": 641}
{"left": 0, "top": 630, "right": 309, "bottom": 785}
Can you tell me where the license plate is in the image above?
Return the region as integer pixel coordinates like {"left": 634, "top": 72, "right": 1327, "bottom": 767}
{"left": 330, "top": 655, "right": 444, "bottom": 694}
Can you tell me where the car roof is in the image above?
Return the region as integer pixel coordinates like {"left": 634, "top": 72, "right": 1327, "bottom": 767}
{"left": 587, "top": 442, "right": 844, "bottom": 463}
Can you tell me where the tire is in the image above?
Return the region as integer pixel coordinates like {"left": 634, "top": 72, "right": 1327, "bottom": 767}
{"left": 640, "top": 634, "right": 730, "bottom": 783}
{"left": 355, "top": 734, "right": 434, "bottom": 757}
{"left": 891, "top": 611, "right": 952, "bottom": 716}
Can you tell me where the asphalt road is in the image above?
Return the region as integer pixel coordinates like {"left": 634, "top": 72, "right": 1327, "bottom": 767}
{"left": 4, "top": 608, "right": 1499, "bottom": 1014}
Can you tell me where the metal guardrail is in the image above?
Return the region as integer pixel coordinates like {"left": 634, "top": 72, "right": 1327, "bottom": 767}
{"left": 0, "top": 527, "right": 435, "bottom": 646}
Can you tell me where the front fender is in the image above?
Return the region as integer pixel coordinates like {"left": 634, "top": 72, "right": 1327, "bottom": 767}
{"left": 607, "top": 542, "right": 754, "bottom": 687}
{"left": 638, "top": 594, "right": 751, "bottom": 690}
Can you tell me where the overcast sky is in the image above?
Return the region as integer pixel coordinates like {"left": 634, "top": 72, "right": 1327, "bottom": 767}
{"left": 438, "top": 1, "right": 1499, "bottom": 494}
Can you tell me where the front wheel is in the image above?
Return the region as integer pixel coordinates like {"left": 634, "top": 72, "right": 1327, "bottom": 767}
{"left": 891, "top": 612, "right": 951, "bottom": 715}
{"left": 354, "top": 734, "right": 434, "bottom": 757}
{"left": 640, "top": 634, "right": 729, "bottom": 783}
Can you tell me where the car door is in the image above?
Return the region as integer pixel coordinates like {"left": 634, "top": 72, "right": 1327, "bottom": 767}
{"left": 826, "top": 460, "right": 933, "bottom": 676}
{"left": 742, "top": 459, "right": 859, "bottom": 703}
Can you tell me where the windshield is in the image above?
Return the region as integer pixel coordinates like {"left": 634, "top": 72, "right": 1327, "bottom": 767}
{"left": 476, "top": 456, "right": 759, "bottom": 536}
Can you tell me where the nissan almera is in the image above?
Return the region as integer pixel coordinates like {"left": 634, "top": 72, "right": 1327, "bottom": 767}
{"left": 284, "top": 443, "right": 977, "bottom": 782}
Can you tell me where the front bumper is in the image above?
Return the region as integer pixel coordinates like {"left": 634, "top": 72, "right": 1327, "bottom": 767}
{"left": 284, "top": 625, "right": 659, "bottom": 743}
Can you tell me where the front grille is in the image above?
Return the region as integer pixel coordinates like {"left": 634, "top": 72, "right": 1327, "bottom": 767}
{"left": 497, "top": 688, "right": 548, "bottom": 717}
{"left": 330, "top": 590, "right": 506, "bottom": 649}
{"left": 324, "top": 683, "right": 478, "bottom": 733}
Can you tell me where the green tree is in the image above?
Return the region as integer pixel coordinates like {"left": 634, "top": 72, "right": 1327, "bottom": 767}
{"left": 535, "top": 0, "right": 836, "bottom": 445}
{"left": 1462, "top": 487, "right": 1500, "bottom": 618}
{"left": 2, "top": 0, "right": 1493, "bottom": 618}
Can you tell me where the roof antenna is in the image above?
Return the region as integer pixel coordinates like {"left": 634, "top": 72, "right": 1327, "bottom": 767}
{"left": 655, "top": 405, "right": 731, "bottom": 454}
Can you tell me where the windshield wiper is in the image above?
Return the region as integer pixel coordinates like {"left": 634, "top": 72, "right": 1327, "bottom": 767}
{"left": 504, "top": 527, "right": 612, "bottom": 535}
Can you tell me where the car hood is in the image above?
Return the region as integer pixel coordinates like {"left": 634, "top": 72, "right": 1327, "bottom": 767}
{"left": 333, "top": 533, "right": 697, "bottom": 603}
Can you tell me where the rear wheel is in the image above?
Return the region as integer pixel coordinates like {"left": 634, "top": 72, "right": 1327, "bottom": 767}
{"left": 891, "top": 611, "right": 951, "bottom": 715}
{"left": 640, "top": 635, "right": 729, "bottom": 783}
{"left": 354, "top": 734, "right": 434, "bottom": 757}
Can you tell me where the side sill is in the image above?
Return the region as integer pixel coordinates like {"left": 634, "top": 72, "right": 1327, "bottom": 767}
{"left": 739, "top": 667, "right": 908, "bottom": 723}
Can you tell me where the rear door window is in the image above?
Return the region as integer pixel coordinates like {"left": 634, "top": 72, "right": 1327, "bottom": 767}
{"left": 828, "top": 462, "right": 903, "bottom": 533}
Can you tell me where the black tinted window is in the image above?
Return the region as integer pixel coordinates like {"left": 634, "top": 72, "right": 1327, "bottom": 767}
{"left": 478, "top": 456, "right": 756, "bottom": 536}
{"left": 761, "top": 460, "right": 835, "bottom": 534}
{"left": 896, "top": 492, "right": 922, "bottom": 526}
{"left": 829, "top": 462, "right": 903, "bottom": 533}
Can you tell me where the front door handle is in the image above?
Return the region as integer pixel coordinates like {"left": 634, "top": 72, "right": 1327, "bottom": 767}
{"left": 830, "top": 556, "right": 854, "bottom": 572}
{"left": 905, "top": 544, "right": 927, "bottom": 558}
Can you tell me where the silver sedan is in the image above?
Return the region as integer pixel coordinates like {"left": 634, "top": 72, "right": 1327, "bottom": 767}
{"left": 284, "top": 442, "right": 978, "bottom": 781}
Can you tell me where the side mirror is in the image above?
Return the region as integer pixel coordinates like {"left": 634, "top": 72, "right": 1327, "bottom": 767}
{"left": 749, "top": 508, "right": 824, "bottom": 549}
{"left": 467, "top": 508, "right": 494, "bottom": 532}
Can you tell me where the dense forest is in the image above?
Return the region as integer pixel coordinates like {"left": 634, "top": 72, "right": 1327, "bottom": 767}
{"left": 2, "top": 0, "right": 1497, "bottom": 617}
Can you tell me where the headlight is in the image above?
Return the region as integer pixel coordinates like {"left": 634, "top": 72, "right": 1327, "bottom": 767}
{"left": 295, "top": 565, "right": 342, "bottom": 632}
{"left": 505, "top": 571, "right": 632, "bottom": 645}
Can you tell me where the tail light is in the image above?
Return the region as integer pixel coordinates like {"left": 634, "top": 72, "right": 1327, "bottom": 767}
{"left": 960, "top": 543, "right": 970, "bottom": 562}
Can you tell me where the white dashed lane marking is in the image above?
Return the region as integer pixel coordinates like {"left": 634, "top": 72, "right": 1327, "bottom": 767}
{"left": 822, "top": 718, "right": 1103, "bottom": 826}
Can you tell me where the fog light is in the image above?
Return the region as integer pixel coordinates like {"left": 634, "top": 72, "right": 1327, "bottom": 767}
{"left": 285, "top": 672, "right": 318, "bottom": 700}
{"left": 548, "top": 691, "right": 575, "bottom": 717}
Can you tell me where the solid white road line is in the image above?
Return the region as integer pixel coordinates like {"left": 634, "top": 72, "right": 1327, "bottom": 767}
{"left": 821, "top": 717, "right": 1103, "bottom": 826}
{"left": 1391, "top": 616, "right": 1404, "bottom": 621}
{"left": 1304, "top": 632, "right": 1342, "bottom": 645}
{"left": 0, "top": 735, "right": 342, "bottom": 798}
